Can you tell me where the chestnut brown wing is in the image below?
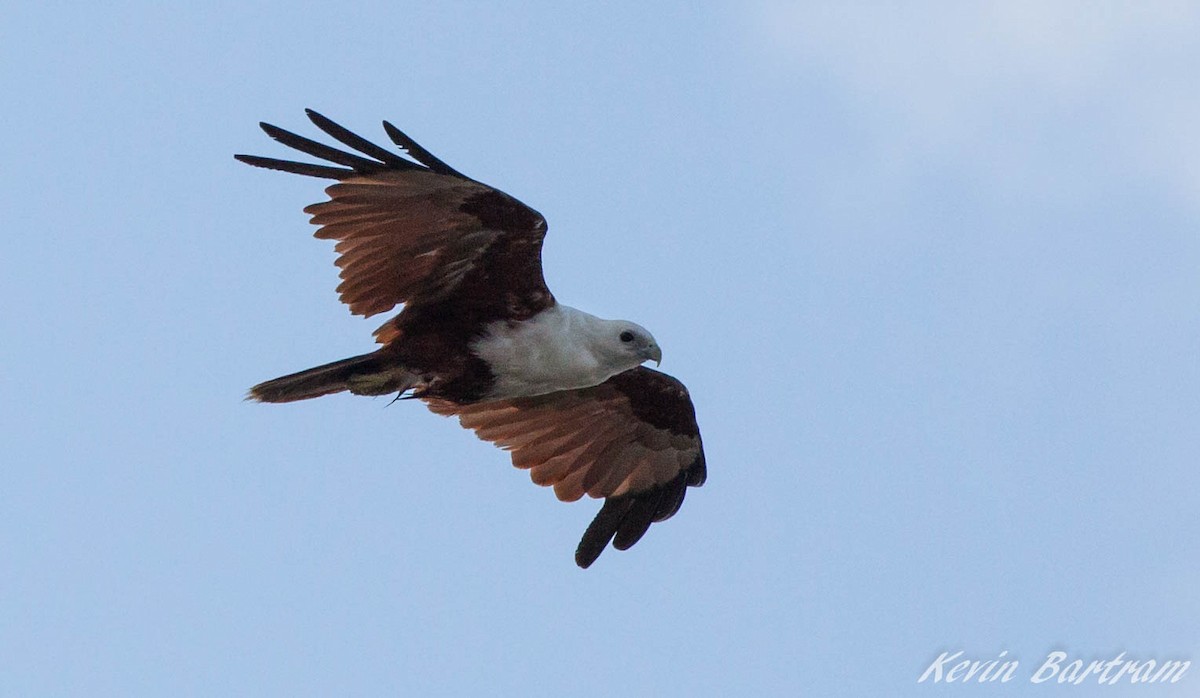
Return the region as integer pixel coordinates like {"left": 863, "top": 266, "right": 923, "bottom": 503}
{"left": 426, "top": 367, "right": 707, "bottom": 568}
{"left": 236, "top": 110, "right": 553, "bottom": 325}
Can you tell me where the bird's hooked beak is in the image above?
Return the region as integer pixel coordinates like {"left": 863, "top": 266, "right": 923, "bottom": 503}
{"left": 644, "top": 344, "right": 663, "bottom": 367}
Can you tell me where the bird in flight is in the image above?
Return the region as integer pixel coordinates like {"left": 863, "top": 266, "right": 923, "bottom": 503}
{"left": 238, "top": 110, "right": 706, "bottom": 568}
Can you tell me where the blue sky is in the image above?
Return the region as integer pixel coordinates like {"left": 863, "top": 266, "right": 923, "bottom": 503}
{"left": 2, "top": 2, "right": 1197, "bottom": 696}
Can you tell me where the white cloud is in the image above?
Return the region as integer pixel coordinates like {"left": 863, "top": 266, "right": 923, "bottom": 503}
{"left": 752, "top": 1, "right": 1200, "bottom": 206}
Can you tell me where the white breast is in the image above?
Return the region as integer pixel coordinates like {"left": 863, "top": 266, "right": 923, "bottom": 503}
{"left": 471, "top": 304, "right": 625, "bottom": 399}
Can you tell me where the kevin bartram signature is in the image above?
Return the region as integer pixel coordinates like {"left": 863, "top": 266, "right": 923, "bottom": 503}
{"left": 918, "top": 650, "right": 1189, "bottom": 685}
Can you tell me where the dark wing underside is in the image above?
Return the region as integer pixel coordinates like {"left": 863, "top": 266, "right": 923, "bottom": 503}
{"left": 236, "top": 110, "right": 554, "bottom": 335}
{"left": 426, "top": 366, "right": 707, "bottom": 568}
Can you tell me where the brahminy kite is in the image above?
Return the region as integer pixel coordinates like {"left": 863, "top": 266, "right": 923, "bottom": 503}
{"left": 238, "top": 111, "right": 706, "bottom": 568}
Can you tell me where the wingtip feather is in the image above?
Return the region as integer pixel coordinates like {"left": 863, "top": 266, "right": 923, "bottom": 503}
{"left": 575, "top": 498, "right": 634, "bottom": 569}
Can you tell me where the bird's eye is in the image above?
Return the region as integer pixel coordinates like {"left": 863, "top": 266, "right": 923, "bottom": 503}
{"left": 619, "top": 330, "right": 635, "bottom": 343}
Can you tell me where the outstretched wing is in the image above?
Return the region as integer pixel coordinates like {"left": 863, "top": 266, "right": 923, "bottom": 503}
{"left": 236, "top": 110, "right": 553, "bottom": 330}
{"left": 426, "top": 367, "right": 707, "bottom": 568}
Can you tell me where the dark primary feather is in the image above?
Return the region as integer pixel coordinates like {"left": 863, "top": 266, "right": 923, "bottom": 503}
{"left": 575, "top": 454, "right": 705, "bottom": 568}
{"left": 259, "top": 122, "right": 387, "bottom": 173}
{"left": 232, "top": 154, "right": 351, "bottom": 179}
{"left": 304, "top": 109, "right": 413, "bottom": 168}
{"left": 383, "top": 120, "right": 466, "bottom": 178}
{"left": 575, "top": 499, "right": 636, "bottom": 568}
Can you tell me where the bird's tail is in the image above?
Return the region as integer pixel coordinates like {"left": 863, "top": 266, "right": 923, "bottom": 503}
{"left": 248, "top": 352, "right": 418, "bottom": 403}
